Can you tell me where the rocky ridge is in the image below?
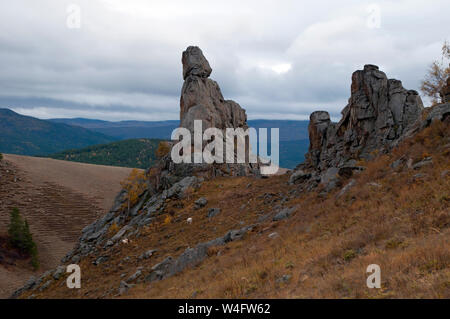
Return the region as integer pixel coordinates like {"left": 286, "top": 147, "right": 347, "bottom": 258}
{"left": 290, "top": 64, "right": 449, "bottom": 192}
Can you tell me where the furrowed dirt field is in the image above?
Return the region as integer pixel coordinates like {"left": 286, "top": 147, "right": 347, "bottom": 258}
{"left": 0, "top": 154, "right": 136, "bottom": 298}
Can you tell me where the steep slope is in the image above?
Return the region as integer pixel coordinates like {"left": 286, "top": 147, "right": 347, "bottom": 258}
{"left": 47, "top": 138, "right": 164, "bottom": 169}
{"left": 0, "top": 109, "right": 117, "bottom": 155}
{"left": 15, "top": 116, "right": 449, "bottom": 299}
{"left": 0, "top": 155, "right": 136, "bottom": 298}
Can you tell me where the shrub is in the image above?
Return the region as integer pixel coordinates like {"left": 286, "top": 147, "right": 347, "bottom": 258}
{"left": 8, "top": 208, "right": 39, "bottom": 270}
{"left": 0, "top": 152, "right": 3, "bottom": 161}
{"left": 120, "top": 168, "right": 147, "bottom": 213}
{"left": 155, "top": 141, "right": 171, "bottom": 159}
{"left": 108, "top": 222, "right": 119, "bottom": 236}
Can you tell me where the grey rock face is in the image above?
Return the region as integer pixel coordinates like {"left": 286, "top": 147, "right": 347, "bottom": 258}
{"left": 305, "top": 65, "right": 423, "bottom": 173}
{"left": 179, "top": 46, "right": 249, "bottom": 159}
{"left": 292, "top": 65, "right": 425, "bottom": 191}
{"left": 52, "top": 266, "right": 66, "bottom": 280}
{"left": 182, "top": 46, "right": 212, "bottom": 80}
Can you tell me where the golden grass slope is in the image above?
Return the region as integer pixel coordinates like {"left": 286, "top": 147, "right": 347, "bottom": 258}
{"left": 24, "top": 120, "right": 449, "bottom": 299}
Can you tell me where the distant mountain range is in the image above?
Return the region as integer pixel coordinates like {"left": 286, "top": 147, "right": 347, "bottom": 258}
{"left": 50, "top": 117, "right": 310, "bottom": 168}
{"left": 0, "top": 109, "right": 117, "bottom": 156}
{"left": 47, "top": 138, "right": 163, "bottom": 169}
{"left": 0, "top": 108, "right": 310, "bottom": 169}
{"left": 49, "top": 118, "right": 309, "bottom": 140}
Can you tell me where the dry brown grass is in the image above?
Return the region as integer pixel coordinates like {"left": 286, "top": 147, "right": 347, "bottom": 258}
{"left": 26, "top": 121, "right": 450, "bottom": 299}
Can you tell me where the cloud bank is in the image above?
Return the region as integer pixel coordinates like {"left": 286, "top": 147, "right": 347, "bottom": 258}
{"left": 0, "top": 0, "right": 448, "bottom": 121}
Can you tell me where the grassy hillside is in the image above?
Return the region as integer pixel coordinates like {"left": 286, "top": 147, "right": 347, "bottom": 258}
{"left": 0, "top": 109, "right": 116, "bottom": 156}
{"left": 47, "top": 138, "right": 164, "bottom": 169}
{"left": 22, "top": 119, "right": 449, "bottom": 299}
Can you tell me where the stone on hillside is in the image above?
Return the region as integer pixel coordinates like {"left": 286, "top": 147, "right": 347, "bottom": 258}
{"left": 126, "top": 269, "right": 142, "bottom": 283}
{"left": 52, "top": 266, "right": 65, "bottom": 280}
{"left": 138, "top": 249, "right": 157, "bottom": 260}
{"left": 273, "top": 207, "right": 295, "bottom": 221}
{"left": 289, "top": 170, "right": 311, "bottom": 184}
{"left": 207, "top": 207, "right": 220, "bottom": 218}
{"left": 194, "top": 197, "right": 208, "bottom": 209}
{"left": 118, "top": 281, "right": 133, "bottom": 295}
{"left": 412, "top": 157, "right": 433, "bottom": 170}
{"left": 336, "top": 179, "right": 356, "bottom": 199}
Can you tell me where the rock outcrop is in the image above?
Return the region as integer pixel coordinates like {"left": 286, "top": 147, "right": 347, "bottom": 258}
{"left": 169, "top": 46, "right": 259, "bottom": 178}
{"left": 292, "top": 64, "right": 425, "bottom": 189}
{"left": 180, "top": 46, "right": 247, "bottom": 133}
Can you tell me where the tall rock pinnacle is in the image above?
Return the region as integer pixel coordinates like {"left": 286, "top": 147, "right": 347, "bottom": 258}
{"left": 179, "top": 46, "right": 247, "bottom": 133}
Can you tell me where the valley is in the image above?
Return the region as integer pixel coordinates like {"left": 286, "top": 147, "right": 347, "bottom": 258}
{"left": 0, "top": 154, "right": 136, "bottom": 298}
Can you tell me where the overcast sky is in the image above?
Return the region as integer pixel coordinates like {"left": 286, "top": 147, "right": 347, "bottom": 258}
{"left": 0, "top": 0, "right": 448, "bottom": 121}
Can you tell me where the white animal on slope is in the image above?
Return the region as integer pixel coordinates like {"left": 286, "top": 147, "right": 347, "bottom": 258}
{"left": 186, "top": 217, "right": 192, "bottom": 224}
{"left": 121, "top": 238, "right": 129, "bottom": 244}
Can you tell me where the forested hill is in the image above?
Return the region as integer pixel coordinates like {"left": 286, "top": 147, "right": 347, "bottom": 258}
{"left": 47, "top": 138, "right": 164, "bottom": 169}
{"left": 0, "top": 109, "right": 116, "bottom": 155}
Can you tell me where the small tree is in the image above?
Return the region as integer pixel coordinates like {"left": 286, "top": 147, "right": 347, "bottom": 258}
{"left": 8, "top": 208, "right": 24, "bottom": 248}
{"left": 23, "top": 220, "right": 39, "bottom": 270}
{"left": 155, "top": 141, "right": 171, "bottom": 159}
{"left": 120, "top": 168, "right": 147, "bottom": 213}
{"left": 8, "top": 208, "right": 39, "bottom": 270}
{"left": 420, "top": 41, "right": 450, "bottom": 105}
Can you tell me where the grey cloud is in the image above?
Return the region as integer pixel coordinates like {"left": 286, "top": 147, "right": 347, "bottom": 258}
{"left": 0, "top": 0, "right": 448, "bottom": 122}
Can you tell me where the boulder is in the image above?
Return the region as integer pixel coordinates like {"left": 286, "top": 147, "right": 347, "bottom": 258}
{"left": 273, "top": 207, "right": 296, "bottom": 221}
{"left": 207, "top": 208, "right": 220, "bottom": 218}
{"left": 194, "top": 197, "right": 208, "bottom": 209}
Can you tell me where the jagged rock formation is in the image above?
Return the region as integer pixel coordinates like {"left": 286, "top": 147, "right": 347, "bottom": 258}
{"left": 169, "top": 46, "right": 259, "bottom": 178}
{"left": 291, "top": 64, "right": 425, "bottom": 189}
{"left": 180, "top": 46, "right": 247, "bottom": 132}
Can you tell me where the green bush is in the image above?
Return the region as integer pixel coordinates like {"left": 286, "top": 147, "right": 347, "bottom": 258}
{"left": 8, "top": 208, "right": 39, "bottom": 270}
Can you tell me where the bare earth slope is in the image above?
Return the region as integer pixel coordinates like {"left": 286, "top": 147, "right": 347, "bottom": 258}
{"left": 0, "top": 154, "right": 135, "bottom": 298}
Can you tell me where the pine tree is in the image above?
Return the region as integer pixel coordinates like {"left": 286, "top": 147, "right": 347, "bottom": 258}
{"left": 23, "top": 220, "right": 39, "bottom": 270}
{"left": 8, "top": 207, "right": 24, "bottom": 248}
{"left": 7, "top": 208, "right": 39, "bottom": 270}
